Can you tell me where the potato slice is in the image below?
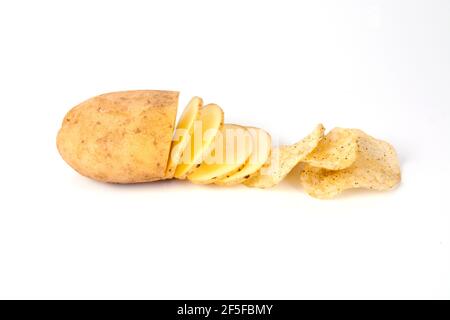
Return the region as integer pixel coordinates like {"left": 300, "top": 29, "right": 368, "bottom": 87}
{"left": 174, "top": 104, "right": 224, "bottom": 179}
{"left": 303, "top": 127, "right": 358, "bottom": 170}
{"left": 216, "top": 127, "right": 272, "bottom": 186}
{"left": 244, "top": 124, "right": 325, "bottom": 188}
{"left": 187, "top": 124, "right": 253, "bottom": 184}
{"left": 300, "top": 129, "right": 401, "bottom": 199}
{"left": 165, "top": 97, "right": 202, "bottom": 178}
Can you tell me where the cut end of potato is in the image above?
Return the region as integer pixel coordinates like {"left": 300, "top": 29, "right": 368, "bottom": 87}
{"left": 216, "top": 127, "right": 272, "bottom": 186}
{"left": 300, "top": 129, "right": 401, "bottom": 199}
{"left": 165, "top": 96, "right": 203, "bottom": 178}
{"left": 244, "top": 124, "right": 325, "bottom": 188}
{"left": 174, "top": 103, "right": 224, "bottom": 179}
{"left": 187, "top": 124, "right": 253, "bottom": 184}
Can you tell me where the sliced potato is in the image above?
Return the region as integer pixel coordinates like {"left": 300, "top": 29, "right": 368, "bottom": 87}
{"left": 165, "top": 97, "right": 202, "bottom": 178}
{"left": 216, "top": 127, "right": 272, "bottom": 186}
{"left": 244, "top": 124, "right": 325, "bottom": 188}
{"left": 174, "top": 104, "right": 224, "bottom": 179}
{"left": 303, "top": 127, "right": 358, "bottom": 170}
{"left": 300, "top": 129, "right": 401, "bottom": 199}
{"left": 187, "top": 124, "right": 253, "bottom": 184}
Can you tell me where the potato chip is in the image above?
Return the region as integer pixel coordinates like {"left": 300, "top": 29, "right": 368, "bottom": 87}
{"left": 303, "top": 128, "right": 358, "bottom": 170}
{"left": 300, "top": 129, "right": 401, "bottom": 199}
{"left": 244, "top": 124, "right": 325, "bottom": 188}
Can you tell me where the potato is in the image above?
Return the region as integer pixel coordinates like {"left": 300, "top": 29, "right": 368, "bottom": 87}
{"left": 56, "top": 90, "right": 178, "bottom": 183}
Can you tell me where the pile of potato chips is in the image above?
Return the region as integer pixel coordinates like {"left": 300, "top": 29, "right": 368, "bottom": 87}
{"left": 245, "top": 124, "right": 401, "bottom": 199}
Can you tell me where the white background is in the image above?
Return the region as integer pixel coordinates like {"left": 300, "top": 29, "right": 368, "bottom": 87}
{"left": 0, "top": 0, "right": 449, "bottom": 299}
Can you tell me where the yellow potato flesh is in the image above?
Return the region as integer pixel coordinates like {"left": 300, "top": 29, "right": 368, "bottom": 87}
{"left": 165, "top": 97, "right": 202, "bottom": 178}
{"left": 216, "top": 127, "right": 271, "bottom": 185}
{"left": 187, "top": 124, "right": 253, "bottom": 184}
{"left": 174, "top": 104, "right": 224, "bottom": 179}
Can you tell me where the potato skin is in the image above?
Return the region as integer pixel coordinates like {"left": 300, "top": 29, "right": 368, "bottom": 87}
{"left": 57, "top": 90, "right": 178, "bottom": 183}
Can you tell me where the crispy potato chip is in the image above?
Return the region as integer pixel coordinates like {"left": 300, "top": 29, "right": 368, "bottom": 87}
{"left": 303, "top": 128, "right": 358, "bottom": 170}
{"left": 244, "top": 124, "right": 325, "bottom": 188}
{"left": 300, "top": 129, "right": 401, "bottom": 199}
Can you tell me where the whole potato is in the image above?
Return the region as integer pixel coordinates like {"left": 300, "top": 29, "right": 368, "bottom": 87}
{"left": 57, "top": 90, "right": 178, "bottom": 183}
